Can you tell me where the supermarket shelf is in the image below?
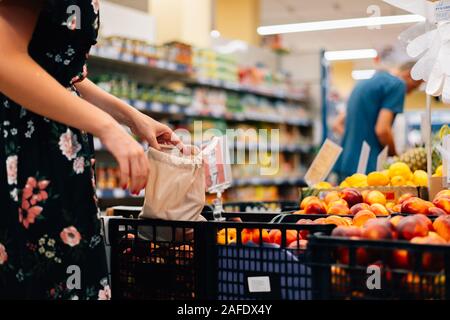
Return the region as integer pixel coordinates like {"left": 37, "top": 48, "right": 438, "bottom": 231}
{"left": 89, "top": 55, "right": 191, "bottom": 83}
{"left": 191, "top": 78, "right": 308, "bottom": 102}
{"left": 120, "top": 99, "right": 312, "bottom": 126}
{"left": 89, "top": 54, "right": 308, "bottom": 102}
{"left": 232, "top": 177, "right": 306, "bottom": 187}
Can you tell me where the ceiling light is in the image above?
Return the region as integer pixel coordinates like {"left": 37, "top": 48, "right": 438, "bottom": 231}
{"left": 325, "top": 49, "right": 378, "bottom": 61}
{"left": 257, "top": 14, "right": 425, "bottom": 35}
{"left": 352, "top": 69, "right": 377, "bottom": 80}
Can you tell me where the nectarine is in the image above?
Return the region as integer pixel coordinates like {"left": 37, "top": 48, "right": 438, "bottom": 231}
{"left": 401, "top": 197, "right": 431, "bottom": 215}
{"left": 370, "top": 203, "right": 389, "bottom": 216}
{"left": 340, "top": 188, "right": 363, "bottom": 207}
{"left": 427, "top": 207, "right": 447, "bottom": 216}
{"left": 432, "top": 215, "right": 450, "bottom": 241}
{"left": 389, "top": 215, "right": 403, "bottom": 228}
{"left": 396, "top": 216, "right": 429, "bottom": 240}
{"left": 353, "top": 210, "right": 376, "bottom": 227}
{"left": 324, "top": 191, "right": 340, "bottom": 205}
{"left": 362, "top": 219, "right": 394, "bottom": 240}
{"left": 304, "top": 200, "right": 327, "bottom": 214}
{"left": 331, "top": 226, "right": 362, "bottom": 238}
{"left": 365, "top": 190, "right": 387, "bottom": 205}
{"left": 327, "top": 203, "right": 350, "bottom": 215}
{"left": 251, "top": 229, "right": 271, "bottom": 244}
{"left": 397, "top": 193, "right": 414, "bottom": 205}
{"left": 435, "top": 189, "right": 450, "bottom": 200}
{"left": 350, "top": 203, "right": 371, "bottom": 215}
{"left": 300, "top": 196, "right": 319, "bottom": 210}
{"left": 433, "top": 197, "right": 450, "bottom": 214}
{"left": 325, "top": 215, "right": 348, "bottom": 227}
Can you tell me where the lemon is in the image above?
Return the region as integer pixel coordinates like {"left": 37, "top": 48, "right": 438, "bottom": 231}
{"left": 435, "top": 165, "right": 443, "bottom": 177}
{"left": 413, "top": 170, "right": 428, "bottom": 187}
{"left": 406, "top": 181, "right": 416, "bottom": 187}
{"left": 339, "top": 180, "right": 350, "bottom": 188}
{"left": 346, "top": 173, "right": 368, "bottom": 187}
{"left": 391, "top": 175, "right": 407, "bottom": 186}
{"left": 367, "top": 171, "right": 390, "bottom": 186}
{"left": 389, "top": 162, "right": 412, "bottom": 180}
{"left": 314, "top": 181, "right": 333, "bottom": 189}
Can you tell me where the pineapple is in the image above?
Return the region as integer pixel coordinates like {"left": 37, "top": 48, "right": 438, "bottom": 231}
{"left": 394, "top": 147, "right": 441, "bottom": 173}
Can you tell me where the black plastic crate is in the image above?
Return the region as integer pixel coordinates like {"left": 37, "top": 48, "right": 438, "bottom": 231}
{"left": 309, "top": 234, "right": 450, "bottom": 300}
{"left": 109, "top": 218, "right": 209, "bottom": 300}
{"left": 209, "top": 221, "right": 335, "bottom": 300}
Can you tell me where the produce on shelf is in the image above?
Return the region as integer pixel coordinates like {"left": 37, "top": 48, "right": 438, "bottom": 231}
{"left": 339, "top": 161, "right": 429, "bottom": 188}
{"left": 297, "top": 187, "right": 450, "bottom": 216}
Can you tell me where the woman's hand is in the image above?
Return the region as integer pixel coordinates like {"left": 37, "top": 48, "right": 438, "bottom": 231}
{"left": 129, "top": 111, "right": 183, "bottom": 151}
{"left": 98, "top": 121, "right": 149, "bottom": 194}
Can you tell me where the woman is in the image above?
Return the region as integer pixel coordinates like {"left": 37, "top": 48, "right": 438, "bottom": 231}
{"left": 0, "top": 0, "right": 181, "bottom": 299}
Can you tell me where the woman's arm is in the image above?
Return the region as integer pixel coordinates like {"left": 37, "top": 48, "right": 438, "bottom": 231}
{"left": 0, "top": 0, "right": 149, "bottom": 194}
{"left": 75, "top": 79, "right": 183, "bottom": 149}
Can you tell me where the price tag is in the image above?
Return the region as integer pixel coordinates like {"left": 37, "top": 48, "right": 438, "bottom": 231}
{"left": 357, "top": 141, "right": 371, "bottom": 174}
{"left": 202, "top": 136, "right": 233, "bottom": 193}
{"left": 304, "top": 139, "right": 343, "bottom": 187}
{"left": 134, "top": 100, "right": 146, "bottom": 110}
{"left": 247, "top": 276, "right": 271, "bottom": 293}
{"left": 377, "top": 146, "right": 389, "bottom": 172}
{"left": 443, "top": 134, "right": 450, "bottom": 186}
{"left": 151, "top": 102, "right": 163, "bottom": 112}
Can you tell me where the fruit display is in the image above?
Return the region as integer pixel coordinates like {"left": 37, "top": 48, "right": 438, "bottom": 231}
{"left": 339, "top": 161, "right": 429, "bottom": 188}
{"left": 298, "top": 187, "right": 450, "bottom": 216}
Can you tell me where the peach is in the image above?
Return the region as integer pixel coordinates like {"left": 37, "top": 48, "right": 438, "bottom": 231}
{"left": 413, "top": 214, "right": 433, "bottom": 231}
{"left": 362, "top": 219, "right": 394, "bottom": 240}
{"left": 337, "top": 247, "right": 369, "bottom": 265}
{"left": 397, "top": 193, "right": 414, "bottom": 205}
{"left": 432, "top": 197, "right": 450, "bottom": 214}
{"left": 340, "top": 188, "right": 363, "bottom": 207}
{"left": 241, "top": 229, "right": 254, "bottom": 244}
{"left": 401, "top": 197, "right": 431, "bottom": 215}
{"left": 343, "top": 217, "right": 353, "bottom": 226}
{"left": 365, "top": 190, "right": 387, "bottom": 205}
{"left": 327, "top": 203, "right": 350, "bottom": 216}
{"left": 427, "top": 207, "right": 447, "bottom": 216}
{"left": 411, "top": 233, "right": 446, "bottom": 271}
{"left": 269, "top": 229, "right": 300, "bottom": 246}
{"left": 389, "top": 215, "right": 404, "bottom": 228}
{"left": 325, "top": 215, "right": 348, "bottom": 227}
{"left": 328, "top": 199, "right": 349, "bottom": 207}
{"left": 392, "top": 249, "right": 411, "bottom": 269}
{"left": 392, "top": 204, "right": 402, "bottom": 213}
{"left": 370, "top": 203, "right": 389, "bottom": 216}
{"left": 324, "top": 191, "right": 340, "bottom": 205}
{"left": 314, "top": 218, "right": 327, "bottom": 224}
{"left": 361, "top": 190, "right": 370, "bottom": 203}
{"left": 432, "top": 215, "right": 450, "bottom": 241}
{"left": 435, "top": 189, "right": 450, "bottom": 200}
{"left": 304, "top": 200, "right": 327, "bottom": 214}
{"left": 296, "top": 219, "right": 313, "bottom": 225}
{"left": 353, "top": 210, "right": 377, "bottom": 227}
{"left": 350, "top": 203, "right": 371, "bottom": 215}
{"left": 331, "top": 226, "right": 362, "bottom": 238}
{"left": 251, "top": 229, "right": 271, "bottom": 244}
{"left": 385, "top": 201, "right": 396, "bottom": 210}
{"left": 396, "top": 216, "right": 429, "bottom": 240}
{"left": 300, "top": 196, "right": 319, "bottom": 210}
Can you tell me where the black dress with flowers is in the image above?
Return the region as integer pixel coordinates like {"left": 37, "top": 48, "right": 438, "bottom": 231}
{"left": 0, "top": 0, "right": 110, "bottom": 300}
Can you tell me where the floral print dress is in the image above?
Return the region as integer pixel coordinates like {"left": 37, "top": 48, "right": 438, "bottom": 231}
{"left": 0, "top": 0, "right": 110, "bottom": 300}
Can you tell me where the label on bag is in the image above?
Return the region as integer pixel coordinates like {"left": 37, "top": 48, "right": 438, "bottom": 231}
{"left": 247, "top": 276, "right": 271, "bottom": 293}
{"left": 357, "top": 141, "right": 371, "bottom": 174}
{"left": 435, "top": 0, "right": 450, "bottom": 22}
{"left": 304, "top": 139, "right": 343, "bottom": 187}
{"left": 377, "top": 146, "right": 389, "bottom": 171}
{"left": 202, "top": 136, "right": 233, "bottom": 193}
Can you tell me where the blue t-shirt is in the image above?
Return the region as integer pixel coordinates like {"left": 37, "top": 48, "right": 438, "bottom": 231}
{"left": 337, "top": 71, "right": 406, "bottom": 176}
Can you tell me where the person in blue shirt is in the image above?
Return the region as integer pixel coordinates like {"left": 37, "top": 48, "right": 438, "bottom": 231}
{"left": 335, "top": 62, "right": 422, "bottom": 179}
